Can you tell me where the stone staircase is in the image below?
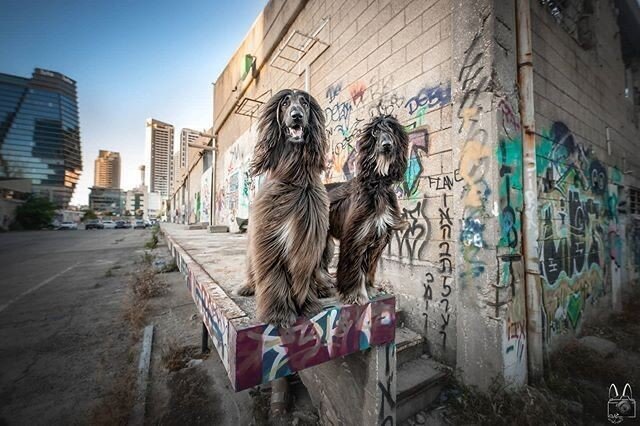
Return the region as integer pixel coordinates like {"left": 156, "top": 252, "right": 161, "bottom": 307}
{"left": 395, "top": 326, "right": 448, "bottom": 423}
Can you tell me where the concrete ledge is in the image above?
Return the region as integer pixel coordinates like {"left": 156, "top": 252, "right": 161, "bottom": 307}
{"left": 208, "top": 225, "right": 229, "bottom": 233}
{"left": 162, "top": 224, "right": 397, "bottom": 391}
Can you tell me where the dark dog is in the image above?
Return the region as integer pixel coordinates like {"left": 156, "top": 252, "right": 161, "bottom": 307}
{"left": 322, "top": 115, "right": 409, "bottom": 304}
{"left": 237, "top": 89, "right": 330, "bottom": 327}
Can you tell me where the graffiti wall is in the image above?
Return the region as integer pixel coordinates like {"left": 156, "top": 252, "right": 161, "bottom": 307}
{"left": 200, "top": 167, "right": 212, "bottom": 224}
{"left": 216, "top": 126, "right": 259, "bottom": 232}
{"left": 320, "top": 72, "right": 456, "bottom": 362}
{"left": 536, "top": 121, "right": 621, "bottom": 344}
{"left": 495, "top": 98, "right": 527, "bottom": 383}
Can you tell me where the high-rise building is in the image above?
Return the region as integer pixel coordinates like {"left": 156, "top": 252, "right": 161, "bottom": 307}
{"left": 145, "top": 118, "right": 174, "bottom": 197}
{"left": 0, "top": 68, "right": 82, "bottom": 207}
{"left": 94, "top": 150, "right": 121, "bottom": 189}
{"left": 179, "top": 128, "right": 200, "bottom": 168}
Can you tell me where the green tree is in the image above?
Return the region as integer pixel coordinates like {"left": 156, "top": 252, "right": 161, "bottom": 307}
{"left": 14, "top": 196, "right": 57, "bottom": 230}
{"left": 82, "top": 209, "right": 98, "bottom": 222}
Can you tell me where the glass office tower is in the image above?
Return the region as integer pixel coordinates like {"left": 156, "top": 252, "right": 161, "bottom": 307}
{"left": 0, "top": 68, "right": 82, "bottom": 207}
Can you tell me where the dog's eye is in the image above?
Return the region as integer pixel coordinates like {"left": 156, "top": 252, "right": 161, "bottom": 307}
{"left": 300, "top": 98, "right": 308, "bottom": 107}
{"left": 282, "top": 99, "right": 289, "bottom": 107}
{"left": 372, "top": 129, "right": 380, "bottom": 137}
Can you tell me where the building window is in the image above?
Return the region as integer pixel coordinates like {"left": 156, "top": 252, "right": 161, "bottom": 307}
{"left": 539, "top": 0, "right": 595, "bottom": 49}
{"left": 630, "top": 187, "right": 640, "bottom": 215}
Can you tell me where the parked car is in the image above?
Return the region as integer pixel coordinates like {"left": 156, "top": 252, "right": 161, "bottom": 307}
{"left": 57, "top": 221, "right": 78, "bottom": 230}
{"left": 115, "top": 220, "right": 130, "bottom": 229}
{"left": 102, "top": 220, "right": 116, "bottom": 229}
{"left": 85, "top": 219, "right": 103, "bottom": 230}
{"left": 133, "top": 219, "right": 145, "bottom": 229}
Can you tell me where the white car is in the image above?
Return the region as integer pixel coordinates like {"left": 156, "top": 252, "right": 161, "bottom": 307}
{"left": 102, "top": 220, "right": 116, "bottom": 229}
{"left": 133, "top": 219, "right": 145, "bottom": 229}
{"left": 57, "top": 221, "right": 78, "bottom": 230}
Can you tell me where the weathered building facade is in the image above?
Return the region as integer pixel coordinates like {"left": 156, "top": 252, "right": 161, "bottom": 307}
{"left": 177, "top": 0, "right": 640, "bottom": 388}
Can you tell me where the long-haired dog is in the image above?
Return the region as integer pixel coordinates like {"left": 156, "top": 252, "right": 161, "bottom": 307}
{"left": 322, "top": 115, "right": 409, "bottom": 304}
{"left": 237, "top": 89, "right": 330, "bottom": 327}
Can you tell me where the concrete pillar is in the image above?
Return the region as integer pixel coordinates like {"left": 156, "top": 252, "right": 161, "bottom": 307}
{"left": 299, "top": 343, "right": 396, "bottom": 426}
{"left": 452, "top": 0, "right": 528, "bottom": 389}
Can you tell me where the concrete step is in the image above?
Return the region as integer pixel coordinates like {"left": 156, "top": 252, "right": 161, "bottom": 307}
{"left": 187, "top": 223, "right": 207, "bottom": 230}
{"left": 397, "top": 356, "right": 447, "bottom": 424}
{"left": 209, "top": 225, "right": 229, "bottom": 233}
{"left": 396, "top": 327, "right": 425, "bottom": 366}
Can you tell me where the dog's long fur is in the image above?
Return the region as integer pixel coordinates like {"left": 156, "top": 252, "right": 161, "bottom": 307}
{"left": 322, "top": 115, "right": 409, "bottom": 304}
{"left": 237, "top": 89, "right": 330, "bottom": 327}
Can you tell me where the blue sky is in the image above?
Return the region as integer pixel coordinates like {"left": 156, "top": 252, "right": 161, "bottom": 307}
{"left": 0, "top": 0, "right": 267, "bottom": 205}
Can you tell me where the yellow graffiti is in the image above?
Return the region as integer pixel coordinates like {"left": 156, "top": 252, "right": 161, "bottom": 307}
{"left": 461, "top": 106, "right": 479, "bottom": 131}
{"left": 459, "top": 139, "right": 491, "bottom": 207}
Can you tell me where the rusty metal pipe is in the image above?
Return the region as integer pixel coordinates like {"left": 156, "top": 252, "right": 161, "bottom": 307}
{"left": 516, "top": 0, "right": 544, "bottom": 382}
{"left": 270, "top": 377, "right": 289, "bottom": 417}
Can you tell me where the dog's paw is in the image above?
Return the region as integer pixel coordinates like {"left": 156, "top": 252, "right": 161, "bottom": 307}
{"left": 260, "top": 309, "right": 298, "bottom": 329}
{"left": 236, "top": 282, "right": 255, "bottom": 297}
{"left": 339, "top": 291, "right": 370, "bottom": 306}
{"left": 301, "top": 298, "right": 323, "bottom": 317}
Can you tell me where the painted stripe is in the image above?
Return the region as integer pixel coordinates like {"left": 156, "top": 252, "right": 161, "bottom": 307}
{"left": 0, "top": 263, "right": 79, "bottom": 314}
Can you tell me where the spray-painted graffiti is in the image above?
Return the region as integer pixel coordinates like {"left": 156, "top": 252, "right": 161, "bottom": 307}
{"left": 386, "top": 197, "right": 430, "bottom": 262}
{"left": 217, "top": 126, "right": 259, "bottom": 230}
{"left": 437, "top": 194, "right": 453, "bottom": 350}
{"left": 496, "top": 99, "right": 524, "bottom": 250}
{"left": 326, "top": 82, "right": 342, "bottom": 103}
{"left": 402, "top": 129, "right": 429, "bottom": 198}
{"left": 457, "top": 32, "right": 490, "bottom": 281}
{"left": 201, "top": 167, "right": 212, "bottom": 223}
{"left": 536, "top": 121, "right": 613, "bottom": 337}
{"left": 404, "top": 83, "right": 452, "bottom": 115}
{"left": 377, "top": 343, "right": 396, "bottom": 426}
{"left": 235, "top": 297, "right": 396, "bottom": 390}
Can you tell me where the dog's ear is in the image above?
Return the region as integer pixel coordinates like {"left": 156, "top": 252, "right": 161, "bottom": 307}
{"left": 306, "top": 93, "right": 328, "bottom": 172}
{"left": 389, "top": 116, "right": 410, "bottom": 182}
{"left": 250, "top": 91, "right": 287, "bottom": 176}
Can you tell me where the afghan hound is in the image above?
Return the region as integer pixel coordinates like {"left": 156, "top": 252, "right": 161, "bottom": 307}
{"left": 236, "top": 89, "right": 330, "bottom": 327}
{"left": 322, "top": 114, "right": 409, "bottom": 305}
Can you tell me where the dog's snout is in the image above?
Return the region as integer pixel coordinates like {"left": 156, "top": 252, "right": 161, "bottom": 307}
{"left": 380, "top": 133, "right": 393, "bottom": 150}
{"left": 290, "top": 108, "right": 303, "bottom": 120}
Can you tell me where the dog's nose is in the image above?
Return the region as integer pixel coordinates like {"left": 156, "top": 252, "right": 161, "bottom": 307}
{"left": 290, "top": 109, "right": 303, "bottom": 120}
{"left": 381, "top": 136, "right": 392, "bottom": 149}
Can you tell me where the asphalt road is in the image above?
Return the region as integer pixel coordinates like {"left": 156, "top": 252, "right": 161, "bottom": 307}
{"left": 0, "top": 228, "right": 150, "bottom": 425}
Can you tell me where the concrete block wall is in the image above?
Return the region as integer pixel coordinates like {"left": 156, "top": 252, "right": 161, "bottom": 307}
{"left": 212, "top": 0, "right": 458, "bottom": 365}
{"left": 531, "top": 0, "right": 640, "bottom": 351}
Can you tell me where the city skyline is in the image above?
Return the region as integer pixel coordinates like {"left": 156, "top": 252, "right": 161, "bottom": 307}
{"left": 0, "top": 0, "right": 268, "bottom": 206}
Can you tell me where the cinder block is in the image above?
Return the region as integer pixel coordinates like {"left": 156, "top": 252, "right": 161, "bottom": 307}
{"left": 379, "top": 8, "right": 405, "bottom": 43}
{"left": 421, "top": 0, "right": 452, "bottom": 32}
{"left": 356, "top": 0, "right": 379, "bottom": 31}
{"left": 389, "top": 55, "right": 423, "bottom": 90}
{"left": 406, "top": 21, "right": 440, "bottom": 62}
{"left": 366, "top": 39, "right": 392, "bottom": 71}
{"left": 440, "top": 13, "right": 451, "bottom": 39}
{"left": 423, "top": 37, "right": 451, "bottom": 73}
{"left": 377, "top": 47, "right": 407, "bottom": 80}
{"left": 391, "top": 13, "right": 422, "bottom": 53}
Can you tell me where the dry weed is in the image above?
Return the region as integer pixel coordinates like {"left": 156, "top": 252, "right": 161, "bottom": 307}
{"left": 160, "top": 338, "right": 201, "bottom": 372}
{"left": 131, "top": 266, "right": 167, "bottom": 299}
{"left": 89, "top": 369, "right": 136, "bottom": 426}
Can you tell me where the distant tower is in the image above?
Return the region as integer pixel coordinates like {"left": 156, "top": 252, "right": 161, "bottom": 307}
{"left": 145, "top": 118, "right": 174, "bottom": 197}
{"left": 0, "top": 68, "right": 82, "bottom": 207}
{"left": 139, "top": 165, "right": 146, "bottom": 187}
{"left": 94, "top": 150, "right": 121, "bottom": 189}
